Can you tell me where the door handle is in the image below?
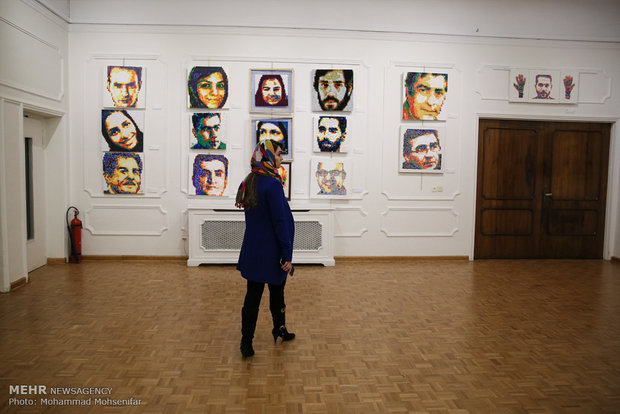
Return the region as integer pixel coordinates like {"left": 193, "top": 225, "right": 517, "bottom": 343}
{"left": 544, "top": 193, "right": 552, "bottom": 197}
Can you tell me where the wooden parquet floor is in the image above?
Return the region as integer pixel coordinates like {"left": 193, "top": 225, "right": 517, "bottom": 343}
{"left": 1, "top": 260, "right": 620, "bottom": 413}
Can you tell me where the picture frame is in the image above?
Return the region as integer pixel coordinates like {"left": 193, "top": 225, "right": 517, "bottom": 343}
{"left": 101, "top": 109, "right": 145, "bottom": 153}
{"left": 102, "top": 152, "right": 144, "bottom": 195}
{"left": 509, "top": 68, "right": 529, "bottom": 102}
{"left": 311, "top": 69, "right": 354, "bottom": 112}
{"left": 528, "top": 70, "right": 560, "bottom": 103}
{"left": 189, "top": 112, "right": 227, "bottom": 150}
{"left": 313, "top": 115, "right": 349, "bottom": 153}
{"left": 103, "top": 65, "right": 146, "bottom": 109}
{"left": 310, "top": 157, "right": 350, "bottom": 199}
{"left": 188, "top": 153, "right": 230, "bottom": 197}
{"left": 399, "top": 125, "right": 445, "bottom": 173}
{"left": 402, "top": 71, "right": 448, "bottom": 121}
{"left": 187, "top": 66, "right": 229, "bottom": 109}
{"left": 559, "top": 71, "right": 579, "bottom": 104}
{"left": 250, "top": 69, "right": 294, "bottom": 113}
{"left": 251, "top": 117, "right": 293, "bottom": 160}
{"left": 278, "top": 161, "right": 292, "bottom": 201}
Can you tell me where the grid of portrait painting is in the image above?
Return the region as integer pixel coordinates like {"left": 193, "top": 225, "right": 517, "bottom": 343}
{"left": 101, "top": 65, "right": 146, "bottom": 195}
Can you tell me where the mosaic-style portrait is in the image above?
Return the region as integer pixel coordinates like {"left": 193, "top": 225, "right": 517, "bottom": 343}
{"left": 101, "top": 109, "right": 145, "bottom": 152}
{"left": 187, "top": 66, "right": 229, "bottom": 109}
{"left": 190, "top": 112, "right": 226, "bottom": 150}
{"left": 190, "top": 153, "right": 229, "bottom": 196}
{"left": 313, "top": 115, "right": 348, "bottom": 153}
{"left": 528, "top": 70, "right": 560, "bottom": 103}
{"left": 310, "top": 157, "right": 349, "bottom": 198}
{"left": 278, "top": 162, "right": 291, "bottom": 200}
{"left": 509, "top": 69, "right": 529, "bottom": 101}
{"left": 560, "top": 71, "right": 579, "bottom": 104}
{"left": 252, "top": 117, "right": 292, "bottom": 159}
{"left": 399, "top": 126, "right": 444, "bottom": 173}
{"left": 402, "top": 71, "right": 448, "bottom": 120}
{"left": 103, "top": 65, "right": 145, "bottom": 109}
{"left": 312, "top": 69, "right": 354, "bottom": 112}
{"left": 102, "top": 152, "right": 144, "bottom": 194}
{"left": 250, "top": 69, "right": 293, "bottom": 113}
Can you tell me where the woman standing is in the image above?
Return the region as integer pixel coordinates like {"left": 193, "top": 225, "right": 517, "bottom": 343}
{"left": 235, "top": 140, "right": 295, "bottom": 358}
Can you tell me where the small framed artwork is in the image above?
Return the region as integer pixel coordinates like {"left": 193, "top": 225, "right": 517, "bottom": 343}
{"left": 102, "top": 152, "right": 144, "bottom": 194}
{"left": 103, "top": 65, "right": 146, "bottom": 109}
{"left": 311, "top": 69, "right": 354, "bottom": 112}
{"left": 278, "top": 162, "right": 292, "bottom": 200}
{"left": 250, "top": 69, "right": 293, "bottom": 113}
{"left": 528, "top": 70, "right": 560, "bottom": 103}
{"left": 101, "top": 109, "right": 145, "bottom": 152}
{"left": 402, "top": 71, "right": 448, "bottom": 120}
{"left": 251, "top": 117, "right": 293, "bottom": 159}
{"left": 189, "top": 112, "right": 227, "bottom": 150}
{"left": 310, "top": 157, "right": 350, "bottom": 199}
{"left": 188, "top": 153, "right": 230, "bottom": 196}
{"left": 313, "top": 115, "right": 348, "bottom": 153}
{"left": 187, "top": 66, "right": 229, "bottom": 109}
{"left": 399, "top": 126, "right": 445, "bottom": 173}
{"left": 509, "top": 69, "right": 529, "bottom": 101}
{"left": 560, "top": 71, "right": 579, "bottom": 104}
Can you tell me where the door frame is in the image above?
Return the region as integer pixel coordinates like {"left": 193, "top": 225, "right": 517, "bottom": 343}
{"left": 471, "top": 113, "right": 619, "bottom": 260}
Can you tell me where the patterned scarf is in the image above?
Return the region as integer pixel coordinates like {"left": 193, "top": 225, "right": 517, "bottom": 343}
{"left": 235, "top": 139, "right": 282, "bottom": 208}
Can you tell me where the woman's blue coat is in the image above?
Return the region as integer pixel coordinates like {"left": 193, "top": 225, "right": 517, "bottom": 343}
{"left": 237, "top": 176, "right": 294, "bottom": 285}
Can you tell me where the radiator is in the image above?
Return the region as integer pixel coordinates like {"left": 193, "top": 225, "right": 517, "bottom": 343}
{"left": 187, "top": 209, "right": 334, "bottom": 266}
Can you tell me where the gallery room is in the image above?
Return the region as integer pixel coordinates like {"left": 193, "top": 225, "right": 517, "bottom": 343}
{"left": 1, "top": 0, "right": 620, "bottom": 412}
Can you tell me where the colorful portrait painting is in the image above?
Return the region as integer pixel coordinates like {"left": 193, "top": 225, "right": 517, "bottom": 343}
{"left": 250, "top": 69, "right": 293, "bottom": 113}
{"left": 278, "top": 162, "right": 291, "bottom": 200}
{"left": 310, "top": 157, "right": 350, "bottom": 198}
{"left": 102, "top": 152, "right": 144, "bottom": 194}
{"left": 509, "top": 69, "right": 529, "bottom": 101}
{"left": 190, "top": 112, "right": 226, "bottom": 150}
{"left": 402, "top": 71, "right": 448, "bottom": 121}
{"left": 103, "top": 65, "right": 146, "bottom": 109}
{"left": 101, "top": 109, "right": 145, "bottom": 152}
{"left": 188, "top": 66, "right": 229, "bottom": 109}
{"left": 313, "top": 115, "right": 348, "bottom": 153}
{"left": 528, "top": 70, "right": 560, "bottom": 103}
{"left": 311, "top": 69, "right": 354, "bottom": 112}
{"left": 560, "top": 71, "right": 579, "bottom": 104}
{"left": 399, "top": 126, "right": 445, "bottom": 173}
{"left": 189, "top": 153, "right": 229, "bottom": 196}
{"left": 252, "top": 117, "right": 292, "bottom": 159}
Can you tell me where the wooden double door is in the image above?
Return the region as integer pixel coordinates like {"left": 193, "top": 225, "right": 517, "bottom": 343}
{"left": 475, "top": 119, "right": 610, "bottom": 259}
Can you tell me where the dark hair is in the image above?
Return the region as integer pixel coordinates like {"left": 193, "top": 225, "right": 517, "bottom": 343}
{"left": 107, "top": 66, "right": 142, "bottom": 84}
{"left": 402, "top": 129, "right": 439, "bottom": 155}
{"left": 318, "top": 116, "right": 347, "bottom": 134}
{"left": 254, "top": 74, "right": 288, "bottom": 107}
{"left": 404, "top": 72, "right": 448, "bottom": 97}
{"left": 192, "top": 154, "right": 229, "bottom": 192}
{"left": 188, "top": 66, "right": 228, "bottom": 108}
{"left": 313, "top": 69, "right": 354, "bottom": 91}
{"left": 102, "top": 152, "right": 142, "bottom": 177}
{"left": 242, "top": 139, "right": 284, "bottom": 210}
{"left": 256, "top": 121, "right": 288, "bottom": 153}
{"left": 191, "top": 112, "right": 221, "bottom": 131}
{"left": 101, "top": 110, "right": 144, "bottom": 152}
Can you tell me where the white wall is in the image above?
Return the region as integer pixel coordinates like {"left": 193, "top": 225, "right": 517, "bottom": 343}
{"left": 0, "top": 0, "right": 69, "bottom": 290}
{"left": 67, "top": 21, "right": 620, "bottom": 259}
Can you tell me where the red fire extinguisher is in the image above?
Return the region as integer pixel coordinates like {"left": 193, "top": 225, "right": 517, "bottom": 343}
{"left": 66, "top": 206, "right": 82, "bottom": 263}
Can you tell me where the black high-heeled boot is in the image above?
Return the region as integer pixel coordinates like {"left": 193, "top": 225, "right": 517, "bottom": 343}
{"left": 240, "top": 338, "right": 255, "bottom": 358}
{"left": 241, "top": 306, "right": 258, "bottom": 358}
{"left": 272, "top": 325, "right": 295, "bottom": 343}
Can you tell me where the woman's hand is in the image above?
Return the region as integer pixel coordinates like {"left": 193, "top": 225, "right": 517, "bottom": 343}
{"left": 281, "top": 261, "right": 293, "bottom": 273}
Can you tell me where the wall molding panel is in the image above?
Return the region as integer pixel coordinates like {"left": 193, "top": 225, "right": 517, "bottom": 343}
{"left": 380, "top": 207, "right": 460, "bottom": 237}
{"left": 85, "top": 205, "right": 168, "bottom": 236}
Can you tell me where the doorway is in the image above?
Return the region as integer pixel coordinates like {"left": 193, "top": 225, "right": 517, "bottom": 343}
{"left": 24, "top": 115, "right": 47, "bottom": 271}
{"left": 474, "top": 119, "right": 611, "bottom": 259}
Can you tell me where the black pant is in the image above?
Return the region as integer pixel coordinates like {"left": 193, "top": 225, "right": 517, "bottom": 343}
{"left": 241, "top": 280, "right": 286, "bottom": 341}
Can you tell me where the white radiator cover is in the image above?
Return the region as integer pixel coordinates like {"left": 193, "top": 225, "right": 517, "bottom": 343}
{"left": 187, "top": 209, "right": 335, "bottom": 266}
